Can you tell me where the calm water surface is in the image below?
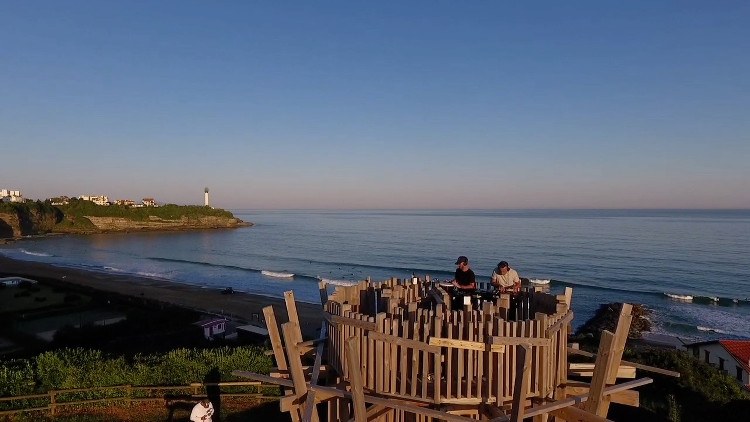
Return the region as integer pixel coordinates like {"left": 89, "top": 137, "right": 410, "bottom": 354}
{"left": 2, "top": 209, "right": 749, "bottom": 341}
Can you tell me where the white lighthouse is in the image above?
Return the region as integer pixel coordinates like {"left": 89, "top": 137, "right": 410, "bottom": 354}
{"left": 204, "top": 187, "right": 210, "bottom": 207}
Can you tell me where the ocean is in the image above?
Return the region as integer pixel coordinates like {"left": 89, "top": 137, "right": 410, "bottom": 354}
{"left": 2, "top": 209, "right": 749, "bottom": 342}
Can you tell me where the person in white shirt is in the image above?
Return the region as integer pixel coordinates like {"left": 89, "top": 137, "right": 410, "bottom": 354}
{"left": 491, "top": 261, "right": 521, "bottom": 293}
{"left": 190, "top": 398, "right": 214, "bottom": 422}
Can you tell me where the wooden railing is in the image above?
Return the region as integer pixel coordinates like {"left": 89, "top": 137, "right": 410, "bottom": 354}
{"left": 0, "top": 381, "right": 273, "bottom": 417}
{"left": 324, "top": 279, "right": 573, "bottom": 407}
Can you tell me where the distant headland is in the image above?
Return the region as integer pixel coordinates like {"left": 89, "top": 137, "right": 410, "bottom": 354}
{"left": 0, "top": 199, "right": 251, "bottom": 238}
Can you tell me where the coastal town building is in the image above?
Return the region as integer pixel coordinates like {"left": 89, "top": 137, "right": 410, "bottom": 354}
{"left": 114, "top": 199, "right": 136, "bottom": 206}
{"left": 195, "top": 318, "right": 227, "bottom": 340}
{"left": 79, "top": 195, "right": 110, "bottom": 206}
{"left": 141, "top": 198, "right": 156, "bottom": 207}
{"left": 50, "top": 195, "right": 70, "bottom": 205}
{"left": 685, "top": 339, "right": 750, "bottom": 390}
{"left": 0, "top": 189, "right": 24, "bottom": 203}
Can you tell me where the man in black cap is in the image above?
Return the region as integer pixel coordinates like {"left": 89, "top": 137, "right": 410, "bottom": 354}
{"left": 451, "top": 255, "right": 476, "bottom": 290}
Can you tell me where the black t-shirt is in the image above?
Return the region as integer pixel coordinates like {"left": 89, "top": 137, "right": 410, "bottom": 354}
{"left": 454, "top": 268, "right": 476, "bottom": 287}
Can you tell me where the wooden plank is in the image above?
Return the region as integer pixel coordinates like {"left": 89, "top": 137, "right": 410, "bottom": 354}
{"left": 563, "top": 382, "right": 639, "bottom": 407}
{"left": 522, "top": 378, "right": 653, "bottom": 418}
{"left": 325, "top": 314, "right": 378, "bottom": 331}
{"left": 263, "top": 306, "right": 289, "bottom": 372}
{"left": 345, "top": 337, "right": 367, "bottom": 422}
{"left": 583, "top": 331, "right": 615, "bottom": 416}
{"left": 489, "top": 336, "right": 551, "bottom": 347}
{"left": 569, "top": 363, "right": 636, "bottom": 379}
{"left": 345, "top": 404, "right": 392, "bottom": 422}
{"left": 368, "top": 331, "right": 441, "bottom": 354}
{"left": 367, "top": 315, "right": 378, "bottom": 390}
{"left": 445, "top": 314, "right": 453, "bottom": 400}
{"left": 319, "top": 281, "right": 328, "bottom": 306}
{"left": 567, "top": 347, "right": 681, "bottom": 378}
{"left": 549, "top": 406, "right": 613, "bottom": 422}
{"left": 476, "top": 315, "right": 484, "bottom": 401}
{"left": 282, "top": 322, "right": 316, "bottom": 422}
{"left": 433, "top": 316, "right": 442, "bottom": 403}
{"left": 285, "top": 291, "right": 301, "bottom": 328}
{"left": 400, "top": 318, "right": 408, "bottom": 395}
{"left": 392, "top": 318, "right": 400, "bottom": 395}
{"left": 376, "top": 314, "right": 385, "bottom": 393}
{"left": 410, "top": 320, "right": 419, "bottom": 397}
{"left": 456, "top": 311, "right": 464, "bottom": 399}
{"left": 429, "top": 337, "right": 485, "bottom": 351}
{"left": 545, "top": 310, "right": 574, "bottom": 336}
{"left": 302, "top": 322, "right": 328, "bottom": 422}
{"left": 309, "top": 385, "right": 481, "bottom": 422}
{"left": 510, "top": 345, "right": 531, "bottom": 422}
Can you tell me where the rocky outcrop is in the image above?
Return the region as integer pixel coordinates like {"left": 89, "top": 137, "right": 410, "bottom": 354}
{"left": 575, "top": 302, "right": 652, "bottom": 339}
{"left": 83, "top": 215, "right": 251, "bottom": 232}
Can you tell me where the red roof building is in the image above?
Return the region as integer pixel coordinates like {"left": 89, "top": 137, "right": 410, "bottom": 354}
{"left": 686, "top": 339, "right": 750, "bottom": 390}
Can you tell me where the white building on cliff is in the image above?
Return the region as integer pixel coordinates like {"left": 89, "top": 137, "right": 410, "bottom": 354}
{"left": 0, "top": 189, "right": 24, "bottom": 203}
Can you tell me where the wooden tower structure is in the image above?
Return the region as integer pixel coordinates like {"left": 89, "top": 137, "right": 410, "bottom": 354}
{"left": 236, "top": 277, "right": 669, "bottom": 421}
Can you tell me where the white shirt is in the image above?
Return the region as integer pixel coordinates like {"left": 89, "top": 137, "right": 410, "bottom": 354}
{"left": 190, "top": 401, "right": 214, "bottom": 422}
{"left": 492, "top": 268, "right": 520, "bottom": 289}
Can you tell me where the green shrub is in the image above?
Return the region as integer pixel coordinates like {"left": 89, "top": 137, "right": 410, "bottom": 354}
{"left": 0, "top": 359, "right": 35, "bottom": 396}
{"left": 626, "top": 348, "right": 749, "bottom": 421}
{"left": 2, "top": 346, "right": 272, "bottom": 394}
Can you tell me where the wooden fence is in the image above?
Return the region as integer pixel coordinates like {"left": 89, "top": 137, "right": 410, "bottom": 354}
{"left": 325, "top": 285, "right": 572, "bottom": 407}
{"left": 0, "top": 381, "right": 273, "bottom": 417}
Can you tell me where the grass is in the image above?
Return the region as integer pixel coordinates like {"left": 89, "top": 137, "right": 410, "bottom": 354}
{"left": 0, "top": 284, "right": 90, "bottom": 315}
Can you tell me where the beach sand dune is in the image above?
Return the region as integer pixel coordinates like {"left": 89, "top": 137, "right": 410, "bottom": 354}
{"left": 0, "top": 256, "right": 324, "bottom": 338}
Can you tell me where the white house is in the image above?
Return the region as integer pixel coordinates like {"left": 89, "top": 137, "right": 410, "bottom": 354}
{"left": 195, "top": 318, "right": 227, "bottom": 340}
{"left": 685, "top": 339, "right": 750, "bottom": 390}
{"left": 79, "top": 195, "right": 110, "bottom": 206}
{"left": 1, "top": 189, "right": 24, "bottom": 203}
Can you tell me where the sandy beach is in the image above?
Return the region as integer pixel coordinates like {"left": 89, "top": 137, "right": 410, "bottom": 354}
{"left": 0, "top": 255, "right": 325, "bottom": 338}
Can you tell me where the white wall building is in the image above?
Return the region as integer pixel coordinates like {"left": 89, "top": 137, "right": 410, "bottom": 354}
{"left": 79, "top": 195, "right": 110, "bottom": 206}
{"left": 685, "top": 340, "right": 750, "bottom": 390}
{"left": 1, "top": 189, "right": 24, "bottom": 202}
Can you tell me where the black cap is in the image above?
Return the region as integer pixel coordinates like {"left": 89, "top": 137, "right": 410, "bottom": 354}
{"left": 498, "top": 261, "right": 509, "bottom": 269}
{"left": 455, "top": 256, "right": 468, "bottom": 265}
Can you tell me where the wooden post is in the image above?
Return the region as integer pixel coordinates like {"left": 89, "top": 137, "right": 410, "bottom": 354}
{"left": 49, "top": 390, "right": 56, "bottom": 416}
{"left": 510, "top": 345, "right": 531, "bottom": 422}
{"left": 282, "top": 322, "right": 314, "bottom": 422}
{"left": 263, "top": 306, "right": 289, "bottom": 372}
{"left": 285, "top": 290, "right": 301, "bottom": 329}
{"left": 346, "top": 337, "right": 368, "bottom": 422}
{"left": 583, "top": 331, "right": 616, "bottom": 417}
{"left": 302, "top": 322, "right": 328, "bottom": 422}
{"left": 319, "top": 282, "right": 329, "bottom": 306}
{"left": 598, "top": 304, "right": 632, "bottom": 416}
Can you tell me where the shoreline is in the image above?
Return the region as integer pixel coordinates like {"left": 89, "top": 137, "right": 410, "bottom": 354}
{"left": 0, "top": 255, "right": 324, "bottom": 338}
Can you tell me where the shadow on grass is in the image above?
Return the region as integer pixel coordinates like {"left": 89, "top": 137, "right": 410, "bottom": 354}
{"left": 223, "top": 399, "right": 291, "bottom": 422}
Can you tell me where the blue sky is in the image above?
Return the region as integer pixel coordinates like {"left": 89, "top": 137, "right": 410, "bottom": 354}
{"left": 2, "top": 1, "right": 748, "bottom": 209}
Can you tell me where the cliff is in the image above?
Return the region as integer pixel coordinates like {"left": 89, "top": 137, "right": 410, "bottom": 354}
{"left": 83, "top": 215, "right": 251, "bottom": 232}
{"left": 0, "top": 203, "right": 62, "bottom": 237}
{"left": 0, "top": 202, "right": 250, "bottom": 238}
